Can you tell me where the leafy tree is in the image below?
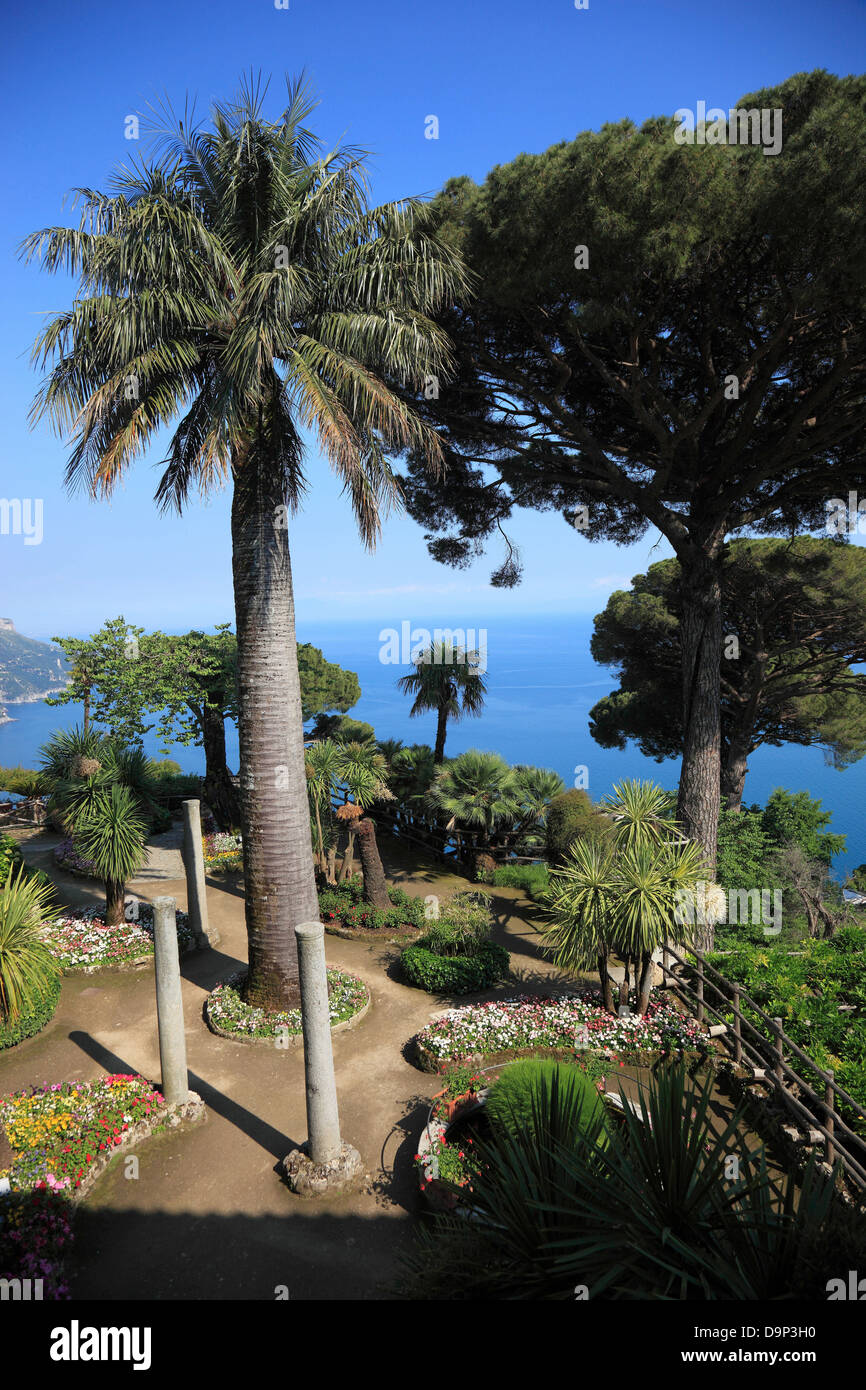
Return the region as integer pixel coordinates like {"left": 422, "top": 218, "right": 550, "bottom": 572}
{"left": 397, "top": 641, "right": 487, "bottom": 762}
{"left": 23, "top": 75, "right": 465, "bottom": 1009}
{"left": 846, "top": 864, "right": 866, "bottom": 894}
{"left": 545, "top": 789, "right": 612, "bottom": 866}
{"left": 49, "top": 618, "right": 360, "bottom": 830}
{"left": 761, "top": 788, "right": 845, "bottom": 867}
{"left": 396, "top": 71, "right": 866, "bottom": 871}
{"left": 590, "top": 539, "right": 866, "bottom": 810}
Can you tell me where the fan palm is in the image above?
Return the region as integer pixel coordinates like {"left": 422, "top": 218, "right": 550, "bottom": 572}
{"left": 397, "top": 642, "right": 487, "bottom": 762}
{"left": 430, "top": 750, "right": 519, "bottom": 871}
{"left": 23, "top": 74, "right": 467, "bottom": 1009}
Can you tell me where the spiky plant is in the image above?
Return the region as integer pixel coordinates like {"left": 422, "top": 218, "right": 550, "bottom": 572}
{"left": 73, "top": 786, "right": 148, "bottom": 925}
{"left": 0, "top": 866, "right": 61, "bottom": 1022}
{"left": 23, "top": 73, "right": 466, "bottom": 1010}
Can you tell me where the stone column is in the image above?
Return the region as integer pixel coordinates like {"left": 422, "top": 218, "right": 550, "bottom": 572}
{"left": 182, "top": 799, "right": 219, "bottom": 948}
{"left": 295, "top": 921, "right": 342, "bottom": 1162}
{"left": 283, "top": 921, "right": 363, "bottom": 1196}
{"left": 153, "top": 896, "right": 189, "bottom": 1107}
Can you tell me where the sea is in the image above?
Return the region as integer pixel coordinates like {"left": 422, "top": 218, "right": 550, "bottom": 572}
{"left": 1, "top": 614, "right": 863, "bottom": 878}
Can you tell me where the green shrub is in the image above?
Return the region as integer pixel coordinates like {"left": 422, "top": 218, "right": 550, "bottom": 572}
{"left": 149, "top": 804, "right": 173, "bottom": 834}
{"left": 476, "top": 862, "right": 550, "bottom": 899}
{"left": 0, "top": 867, "right": 62, "bottom": 1022}
{"left": 318, "top": 877, "right": 427, "bottom": 932}
{"left": 0, "top": 972, "right": 61, "bottom": 1049}
{"left": 485, "top": 1058, "right": 605, "bottom": 1140}
{"left": 423, "top": 889, "right": 492, "bottom": 956}
{"left": 0, "top": 833, "right": 23, "bottom": 888}
{"left": 401, "top": 939, "right": 509, "bottom": 994}
{"left": 545, "top": 790, "right": 610, "bottom": 866}
{"left": 0, "top": 766, "right": 44, "bottom": 797}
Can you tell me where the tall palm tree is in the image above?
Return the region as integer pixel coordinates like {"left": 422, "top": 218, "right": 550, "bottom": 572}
{"left": 23, "top": 75, "right": 466, "bottom": 1009}
{"left": 397, "top": 642, "right": 487, "bottom": 762}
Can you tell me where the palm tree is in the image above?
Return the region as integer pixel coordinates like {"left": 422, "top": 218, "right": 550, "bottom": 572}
{"left": 397, "top": 642, "right": 487, "bottom": 762}
{"left": 430, "top": 750, "right": 519, "bottom": 874}
{"left": 543, "top": 778, "right": 706, "bottom": 1014}
{"left": 73, "top": 785, "right": 149, "bottom": 925}
{"left": 0, "top": 867, "right": 61, "bottom": 1022}
{"left": 23, "top": 75, "right": 466, "bottom": 1010}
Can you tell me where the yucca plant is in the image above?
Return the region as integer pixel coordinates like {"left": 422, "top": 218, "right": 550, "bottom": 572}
{"left": 23, "top": 72, "right": 466, "bottom": 1010}
{"left": 404, "top": 1062, "right": 863, "bottom": 1300}
{"left": 72, "top": 786, "right": 148, "bottom": 925}
{"left": 0, "top": 866, "right": 61, "bottom": 1022}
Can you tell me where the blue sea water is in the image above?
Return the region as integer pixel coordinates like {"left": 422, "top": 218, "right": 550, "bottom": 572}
{"left": 1, "top": 614, "right": 863, "bottom": 877}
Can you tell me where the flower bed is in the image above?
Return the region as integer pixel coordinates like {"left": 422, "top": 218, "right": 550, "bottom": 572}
{"left": 319, "top": 877, "right": 426, "bottom": 940}
{"left": 0, "top": 1075, "right": 167, "bottom": 1193}
{"left": 41, "top": 903, "right": 195, "bottom": 973}
{"left": 413, "top": 990, "right": 710, "bottom": 1071}
{"left": 203, "top": 832, "right": 243, "bottom": 874}
{"left": 52, "top": 837, "right": 98, "bottom": 878}
{"left": 205, "top": 968, "right": 370, "bottom": 1043}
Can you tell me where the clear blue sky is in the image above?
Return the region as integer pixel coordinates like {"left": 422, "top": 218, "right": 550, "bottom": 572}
{"left": 1, "top": 0, "right": 864, "bottom": 642}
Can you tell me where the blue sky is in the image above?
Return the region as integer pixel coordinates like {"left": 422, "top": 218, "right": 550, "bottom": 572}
{"left": 1, "top": 0, "right": 864, "bottom": 642}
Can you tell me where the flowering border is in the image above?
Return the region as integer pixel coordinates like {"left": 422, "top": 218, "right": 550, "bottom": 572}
{"left": 42, "top": 904, "right": 197, "bottom": 974}
{"left": 205, "top": 968, "right": 370, "bottom": 1045}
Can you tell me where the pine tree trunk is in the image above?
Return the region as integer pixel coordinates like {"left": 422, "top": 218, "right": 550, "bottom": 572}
{"left": 231, "top": 448, "right": 319, "bottom": 1011}
{"left": 434, "top": 704, "right": 449, "bottom": 763}
{"left": 676, "top": 546, "right": 724, "bottom": 949}
{"left": 200, "top": 701, "right": 241, "bottom": 830}
{"left": 720, "top": 740, "right": 749, "bottom": 813}
{"left": 355, "top": 817, "right": 391, "bottom": 910}
{"left": 105, "top": 878, "right": 126, "bottom": 927}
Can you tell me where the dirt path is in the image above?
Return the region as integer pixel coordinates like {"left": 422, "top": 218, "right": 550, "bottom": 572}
{"left": 2, "top": 827, "right": 567, "bottom": 1301}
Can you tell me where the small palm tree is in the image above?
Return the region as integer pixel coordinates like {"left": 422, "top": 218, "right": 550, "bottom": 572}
{"left": 430, "top": 750, "right": 518, "bottom": 873}
{"left": 0, "top": 867, "right": 61, "bottom": 1022}
{"left": 72, "top": 786, "right": 148, "bottom": 926}
{"left": 397, "top": 643, "right": 487, "bottom": 762}
{"left": 544, "top": 778, "right": 705, "bottom": 1014}
{"left": 388, "top": 744, "right": 437, "bottom": 832}
{"left": 23, "top": 74, "right": 467, "bottom": 1010}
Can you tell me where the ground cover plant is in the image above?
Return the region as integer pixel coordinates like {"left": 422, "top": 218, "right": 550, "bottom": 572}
{"left": 708, "top": 925, "right": 866, "bottom": 1134}
{"left": 401, "top": 888, "right": 510, "bottom": 993}
{"left": 318, "top": 876, "right": 426, "bottom": 934}
{"left": 206, "top": 967, "right": 368, "bottom": 1041}
{"left": 43, "top": 904, "right": 193, "bottom": 971}
{"left": 475, "top": 862, "right": 550, "bottom": 900}
{"left": 415, "top": 990, "right": 709, "bottom": 1068}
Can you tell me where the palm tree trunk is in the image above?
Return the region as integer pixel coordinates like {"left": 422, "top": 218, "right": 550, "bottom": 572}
{"left": 105, "top": 878, "right": 126, "bottom": 927}
{"left": 355, "top": 817, "right": 391, "bottom": 910}
{"left": 231, "top": 449, "right": 319, "bottom": 1011}
{"left": 637, "top": 951, "right": 655, "bottom": 1016}
{"left": 434, "top": 704, "right": 449, "bottom": 763}
{"left": 597, "top": 952, "right": 614, "bottom": 1015}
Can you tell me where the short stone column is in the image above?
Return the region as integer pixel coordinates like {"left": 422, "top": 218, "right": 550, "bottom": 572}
{"left": 282, "top": 920, "right": 363, "bottom": 1197}
{"left": 153, "top": 895, "right": 190, "bottom": 1107}
{"left": 182, "top": 799, "right": 219, "bottom": 948}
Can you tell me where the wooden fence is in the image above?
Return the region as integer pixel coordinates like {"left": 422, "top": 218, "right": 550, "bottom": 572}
{"left": 661, "top": 940, "right": 866, "bottom": 1190}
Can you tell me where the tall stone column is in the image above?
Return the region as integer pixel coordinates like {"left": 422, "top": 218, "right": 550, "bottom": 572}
{"left": 153, "top": 896, "right": 190, "bottom": 1106}
{"left": 182, "top": 799, "right": 219, "bottom": 948}
{"left": 282, "top": 920, "right": 363, "bottom": 1196}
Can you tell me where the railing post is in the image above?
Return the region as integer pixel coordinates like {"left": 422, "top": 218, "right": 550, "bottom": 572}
{"left": 825, "top": 1070, "right": 836, "bottom": 1165}
{"left": 696, "top": 955, "right": 704, "bottom": 1025}
{"left": 662, "top": 939, "right": 669, "bottom": 977}
{"left": 772, "top": 1017, "right": 784, "bottom": 1084}
{"left": 732, "top": 984, "right": 742, "bottom": 1066}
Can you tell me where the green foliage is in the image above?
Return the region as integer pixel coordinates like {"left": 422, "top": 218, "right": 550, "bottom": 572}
{"left": 476, "top": 862, "right": 549, "bottom": 899}
{"left": 401, "top": 939, "right": 509, "bottom": 994}
{"left": 0, "top": 833, "right": 23, "bottom": 888}
{"left": 716, "top": 806, "right": 780, "bottom": 892}
{"left": 318, "top": 877, "right": 426, "bottom": 933}
{"left": 0, "top": 972, "right": 61, "bottom": 1049}
{"left": 710, "top": 929, "right": 866, "bottom": 1132}
{"left": 430, "top": 750, "right": 518, "bottom": 841}
{"left": 397, "top": 641, "right": 487, "bottom": 758}
{"left": 422, "top": 889, "right": 492, "bottom": 956}
{"left": 0, "top": 766, "right": 45, "bottom": 797}
{"left": 484, "top": 1059, "right": 604, "bottom": 1141}
{"left": 71, "top": 785, "right": 148, "bottom": 888}
{"left": 761, "top": 788, "right": 846, "bottom": 866}
{"left": 545, "top": 790, "right": 610, "bottom": 866}
{"left": 588, "top": 540, "right": 866, "bottom": 780}
{"left": 0, "top": 866, "right": 61, "bottom": 1023}
{"left": 403, "top": 1062, "right": 866, "bottom": 1300}
{"left": 848, "top": 864, "right": 866, "bottom": 893}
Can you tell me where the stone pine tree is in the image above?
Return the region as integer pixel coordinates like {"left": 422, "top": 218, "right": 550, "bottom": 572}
{"left": 23, "top": 75, "right": 466, "bottom": 1008}
{"left": 395, "top": 70, "right": 866, "bottom": 872}
{"left": 589, "top": 539, "right": 866, "bottom": 810}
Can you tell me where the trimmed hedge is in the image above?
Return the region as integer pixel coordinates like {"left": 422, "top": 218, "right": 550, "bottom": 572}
{"left": 0, "top": 975, "right": 62, "bottom": 1050}
{"left": 401, "top": 939, "right": 510, "bottom": 994}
